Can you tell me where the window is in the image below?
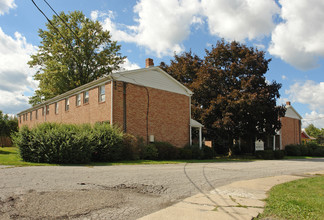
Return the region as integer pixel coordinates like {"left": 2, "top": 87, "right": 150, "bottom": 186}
{"left": 26, "top": 113, "right": 28, "bottom": 121}
{"left": 65, "top": 98, "right": 70, "bottom": 111}
{"left": 84, "top": 91, "right": 89, "bottom": 104}
{"left": 99, "top": 85, "right": 105, "bottom": 102}
{"left": 76, "top": 94, "right": 81, "bottom": 106}
{"left": 46, "top": 105, "right": 49, "bottom": 115}
{"left": 23, "top": 114, "right": 25, "bottom": 121}
{"left": 55, "top": 102, "right": 59, "bottom": 114}
{"left": 30, "top": 112, "right": 32, "bottom": 121}
{"left": 36, "top": 109, "right": 38, "bottom": 119}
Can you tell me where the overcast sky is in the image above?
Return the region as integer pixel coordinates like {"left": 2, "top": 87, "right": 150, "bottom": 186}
{"left": 1, "top": 0, "right": 324, "bottom": 128}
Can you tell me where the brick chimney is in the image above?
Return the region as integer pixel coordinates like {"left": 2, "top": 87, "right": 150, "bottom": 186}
{"left": 145, "top": 58, "right": 154, "bottom": 68}
{"left": 286, "top": 101, "right": 291, "bottom": 106}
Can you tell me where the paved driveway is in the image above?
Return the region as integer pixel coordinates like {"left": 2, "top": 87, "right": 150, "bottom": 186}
{"left": 1, "top": 159, "right": 324, "bottom": 219}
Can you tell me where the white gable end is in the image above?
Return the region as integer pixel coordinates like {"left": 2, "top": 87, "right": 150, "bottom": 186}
{"left": 112, "top": 67, "right": 192, "bottom": 96}
{"left": 285, "top": 106, "right": 302, "bottom": 120}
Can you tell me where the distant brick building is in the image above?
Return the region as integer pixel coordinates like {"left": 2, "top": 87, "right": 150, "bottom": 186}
{"left": 255, "top": 101, "right": 302, "bottom": 151}
{"left": 279, "top": 101, "right": 302, "bottom": 149}
{"left": 17, "top": 59, "right": 204, "bottom": 148}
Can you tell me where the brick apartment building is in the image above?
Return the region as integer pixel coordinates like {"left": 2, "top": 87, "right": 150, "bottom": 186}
{"left": 250, "top": 101, "right": 302, "bottom": 152}
{"left": 263, "top": 101, "right": 302, "bottom": 150}
{"left": 278, "top": 101, "right": 302, "bottom": 149}
{"left": 17, "top": 59, "right": 203, "bottom": 148}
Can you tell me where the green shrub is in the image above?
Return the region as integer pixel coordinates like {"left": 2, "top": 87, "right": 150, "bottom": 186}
{"left": 201, "top": 145, "right": 215, "bottom": 159}
{"left": 12, "top": 126, "right": 32, "bottom": 161}
{"left": 141, "top": 144, "right": 158, "bottom": 160}
{"left": 179, "top": 147, "right": 192, "bottom": 159}
{"left": 299, "top": 145, "right": 309, "bottom": 156}
{"left": 285, "top": 144, "right": 301, "bottom": 156}
{"left": 90, "top": 123, "right": 123, "bottom": 162}
{"left": 255, "top": 150, "right": 285, "bottom": 160}
{"left": 13, "top": 123, "right": 92, "bottom": 164}
{"left": 153, "top": 142, "right": 179, "bottom": 160}
{"left": 255, "top": 150, "right": 274, "bottom": 160}
{"left": 121, "top": 134, "right": 142, "bottom": 160}
{"left": 312, "top": 147, "right": 324, "bottom": 157}
{"left": 274, "top": 150, "right": 285, "bottom": 159}
{"left": 190, "top": 144, "right": 203, "bottom": 159}
{"left": 13, "top": 122, "right": 128, "bottom": 164}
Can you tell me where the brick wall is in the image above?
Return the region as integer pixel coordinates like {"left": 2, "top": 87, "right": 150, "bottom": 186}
{"left": 18, "top": 82, "right": 112, "bottom": 127}
{"left": 18, "top": 81, "right": 190, "bottom": 148}
{"left": 113, "top": 82, "right": 190, "bottom": 147}
{"left": 280, "top": 116, "right": 301, "bottom": 149}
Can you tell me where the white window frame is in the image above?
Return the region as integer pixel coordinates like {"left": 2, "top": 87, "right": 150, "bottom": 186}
{"left": 84, "top": 91, "right": 89, "bottom": 104}
{"left": 76, "top": 94, "right": 81, "bottom": 106}
{"left": 55, "top": 102, "right": 59, "bottom": 114}
{"left": 65, "top": 98, "right": 70, "bottom": 111}
{"left": 99, "top": 85, "right": 105, "bottom": 102}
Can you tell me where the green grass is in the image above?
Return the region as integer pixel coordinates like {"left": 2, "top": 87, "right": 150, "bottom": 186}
{"left": 0, "top": 147, "right": 255, "bottom": 167}
{"left": 259, "top": 176, "right": 324, "bottom": 219}
{"left": 0, "top": 147, "right": 53, "bottom": 167}
{"left": 285, "top": 156, "right": 323, "bottom": 159}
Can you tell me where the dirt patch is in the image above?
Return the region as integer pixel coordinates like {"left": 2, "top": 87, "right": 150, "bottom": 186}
{"left": 0, "top": 184, "right": 171, "bottom": 220}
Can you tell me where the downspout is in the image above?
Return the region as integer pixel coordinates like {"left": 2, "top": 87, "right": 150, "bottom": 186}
{"left": 189, "top": 95, "right": 192, "bottom": 146}
{"left": 44, "top": 105, "right": 46, "bottom": 122}
{"left": 110, "top": 79, "right": 113, "bottom": 125}
{"left": 123, "top": 82, "right": 127, "bottom": 132}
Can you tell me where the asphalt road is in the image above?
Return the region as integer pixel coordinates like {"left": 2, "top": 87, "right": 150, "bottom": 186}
{"left": 1, "top": 158, "right": 324, "bottom": 219}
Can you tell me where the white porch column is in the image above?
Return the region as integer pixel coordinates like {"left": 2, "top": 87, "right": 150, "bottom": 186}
{"left": 199, "top": 127, "right": 202, "bottom": 149}
{"left": 190, "top": 125, "right": 192, "bottom": 146}
{"left": 273, "top": 135, "right": 276, "bottom": 151}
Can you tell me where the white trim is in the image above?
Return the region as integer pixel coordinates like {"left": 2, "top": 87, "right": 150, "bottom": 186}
{"left": 199, "top": 127, "right": 202, "bottom": 149}
{"left": 189, "top": 96, "right": 192, "bottom": 146}
{"left": 111, "top": 79, "right": 113, "bottom": 125}
{"left": 190, "top": 119, "right": 204, "bottom": 127}
{"left": 112, "top": 67, "right": 193, "bottom": 97}
{"left": 18, "top": 78, "right": 112, "bottom": 115}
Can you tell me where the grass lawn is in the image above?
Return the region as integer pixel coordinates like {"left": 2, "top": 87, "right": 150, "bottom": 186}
{"left": 0, "top": 147, "right": 53, "bottom": 166}
{"left": 258, "top": 176, "right": 324, "bottom": 219}
{"left": 0, "top": 147, "right": 256, "bottom": 167}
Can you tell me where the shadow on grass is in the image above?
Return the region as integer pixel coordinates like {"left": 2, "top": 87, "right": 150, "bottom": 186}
{"left": 0, "top": 149, "right": 12, "bottom": 155}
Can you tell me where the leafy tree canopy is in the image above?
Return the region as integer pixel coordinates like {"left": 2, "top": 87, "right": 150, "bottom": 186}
{"left": 0, "top": 111, "right": 18, "bottom": 137}
{"left": 305, "top": 124, "right": 323, "bottom": 138}
{"left": 161, "top": 40, "right": 286, "bottom": 152}
{"left": 28, "top": 11, "right": 125, "bottom": 105}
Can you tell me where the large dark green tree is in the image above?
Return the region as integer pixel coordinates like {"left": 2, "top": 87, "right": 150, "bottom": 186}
{"left": 28, "top": 11, "right": 125, "bottom": 105}
{"left": 161, "top": 40, "right": 286, "bottom": 153}
{"left": 0, "top": 111, "right": 18, "bottom": 137}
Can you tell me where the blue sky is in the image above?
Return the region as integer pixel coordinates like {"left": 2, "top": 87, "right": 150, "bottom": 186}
{"left": 1, "top": 0, "right": 324, "bottom": 128}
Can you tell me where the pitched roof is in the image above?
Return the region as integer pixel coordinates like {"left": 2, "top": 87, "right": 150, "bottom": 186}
{"left": 18, "top": 67, "right": 192, "bottom": 115}
{"left": 285, "top": 104, "right": 302, "bottom": 120}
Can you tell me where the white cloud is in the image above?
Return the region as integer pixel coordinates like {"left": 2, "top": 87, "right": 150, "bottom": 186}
{"left": 120, "top": 58, "right": 140, "bottom": 71}
{"left": 281, "top": 75, "right": 287, "bottom": 80}
{"left": 286, "top": 80, "right": 324, "bottom": 112}
{"left": 201, "top": 0, "right": 280, "bottom": 41}
{"left": 0, "top": 0, "right": 16, "bottom": 15}
{"left": 0, "top": 28, "right": 38, "bottom": 114}
{"left": 302, "top": 111, "right": 324, "bottom": 129}
{"left": 93, "top": 0, "right": 201, "bottom": 57}
{"left": 269, "top": 0, "right": 324, "bottom": 70}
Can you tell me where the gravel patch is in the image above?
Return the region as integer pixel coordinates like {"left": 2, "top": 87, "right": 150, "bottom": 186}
{"left": 0, "top": 159, "right": 324, "bottom": 219}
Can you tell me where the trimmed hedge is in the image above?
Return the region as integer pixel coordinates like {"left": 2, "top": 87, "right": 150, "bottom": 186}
{"left": 13, "top": 123, "right": 93, "bottom": 164}
{"left": 13, "top": 123, "right": 217, "bottom": 163}
{"left": 285, "top": 143, "right": 324, "bottom": 157}
{"left": 255, "top": 150, "right": 285, "bottom": 160}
